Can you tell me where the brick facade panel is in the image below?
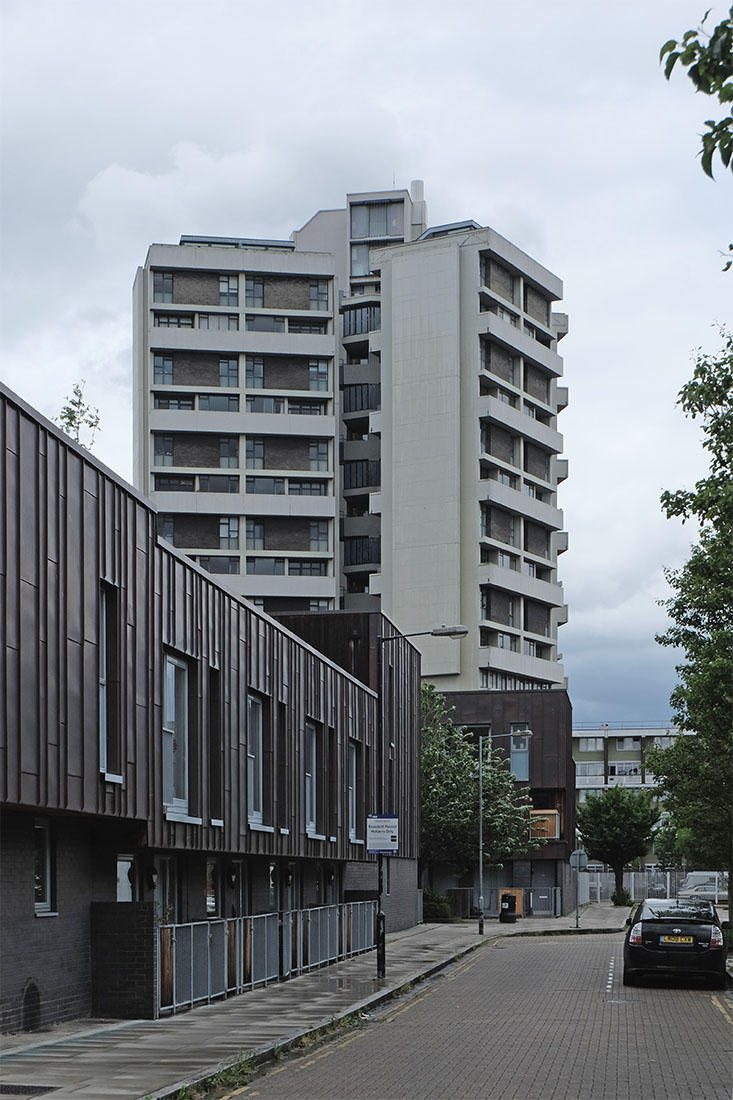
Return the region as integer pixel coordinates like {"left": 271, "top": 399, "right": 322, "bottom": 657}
{"left": 524, "top": 285, "right": 550, "bottom": 325}
{"left": 524, "top": 363, "right": 549, "bottom": 403}
{"left": 489, "top": 261, "right": 515, "bottom": 302}
{"left": 265, "top": 438, "right": 309, "bottom": 471}
{"left": 172, "top": 434, "right": 223, "bottom": 468}
{"left": 264, "top": 357, "right": 311, "bottom": 391}
{"left": 173, "top": 354, "right": 227, "bottom": 387}
{"left": 486, "top": 342, "right": 515, "bottom": 384}
{"left": 525, "top": 522, "right": 549, "bottom": 558}
{"left": 174, "top": 271, "right": 220, "bottom": 307}
{"left": 264, "top": 277, "right": 311, "bottom": 311}
{"left": 265, "top": 517, "right": 310, "bottom": 551}
{"left": 175, "top": 515, "right": 219, "bottom": 549}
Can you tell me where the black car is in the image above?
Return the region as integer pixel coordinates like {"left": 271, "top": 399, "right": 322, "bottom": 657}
{"left": 623, "top": 897, "right": 729, "bottom": 988}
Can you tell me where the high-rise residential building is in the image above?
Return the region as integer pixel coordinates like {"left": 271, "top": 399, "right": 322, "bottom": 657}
{"left": 133, "top": 182, "right": 569, "bottom": 691}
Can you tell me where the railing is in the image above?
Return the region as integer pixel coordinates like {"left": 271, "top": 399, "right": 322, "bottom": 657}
{"left": 158, "top": 901, "right": 376, "bottom": 1016}
{"left": 445, "top": 886, "right": 562, "bottom": 919}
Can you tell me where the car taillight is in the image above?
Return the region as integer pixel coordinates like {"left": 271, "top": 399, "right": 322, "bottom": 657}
{"left": 710, "top": 926, "right": 724, "bottom": 948}
{"left": 629, "top": 922, "right": 643, "bottom": 945}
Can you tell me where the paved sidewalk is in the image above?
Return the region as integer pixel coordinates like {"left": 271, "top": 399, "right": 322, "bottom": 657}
{"left": 0, "top": 903, "right": 630, "bottom": 1100}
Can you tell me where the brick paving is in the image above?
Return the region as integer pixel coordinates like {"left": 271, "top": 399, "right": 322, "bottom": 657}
{"left": 1, "top": 904, "right": 729, "bottom": 1100}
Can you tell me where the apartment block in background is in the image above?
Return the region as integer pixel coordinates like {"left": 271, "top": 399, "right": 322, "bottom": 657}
{"left": 573, "top": 723, "right": 681, "bottom": 805}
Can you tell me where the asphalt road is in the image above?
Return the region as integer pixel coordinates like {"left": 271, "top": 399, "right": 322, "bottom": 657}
{"left": 225, "top": 932, "right": 733, "bottom": 1100}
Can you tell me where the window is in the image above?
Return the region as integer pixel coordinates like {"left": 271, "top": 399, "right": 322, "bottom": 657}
{"left": 524, "top": 640, "right": 536, "bottom": 657}
{"left": 288, "top": 560, "right": 327, "bottom": 576}
{"left": 155, "top": 474, "right": 195, "bottom": 492}
{"left": 199, "top": 313, "right": 238, "bottom": 331}
{"left": 208, "top": 668, "right": 223, "bottom": 822}
{"left": 309, "top": 280, "right": 329, "bottom": 310}
{"left": 579, "top": 737, "right": 604, "bottom": 752}
{"left": 498, "top": 551, "right": 517, "bottom": 570}
{"left": 246, "top": 439, "right": 265, "bottom": 469}
{"left": 305, "top": 720, "right": 320, "bottom": 833}
{"left": 509, "top": 726, "right": 530, "bottom": 781}
{"left": 153, "top": 271, "right": 173, "bottom": 303}
{"left": 157, "top": 514, "right": 174, "bottom": 542}
{"left": 576, "top": 762, "right": 604, "bottom": 776}
{"left": 309, "top": 440, "right": 328, "bottom": 471}
{"left": 497, "top": 632, "right": 517, "bottom": 651}
{"left": 154, "top": 313, "right": 193, "bottom": 327}
{"left": 654, "top": 736, "right": 674, "bottom": 749}
{"left": 343, "top": 306, "right": 380, "bottom": 336}
{"left": 524, "top": 560, "right": 537, "bottom": 577}
{"left": 350, "top": 243, "right": 371, "bottom": 277}
{"left": 497, "top": 306, "right": 518, "bottom": 327}
{"left": 219, "top": 517, "right": 239, "bottom": 548}
{"left": 309, "top": 361, "right": 329, "bottom": 391}
{"left": 288, "top": 399, "right": 326, "bottom": 415}
{"left": 616, "top": 737, "right": 641, "bottom": 751}
{"left": 154, "top": 355, "right": 174, "bottom": 384}
{"left": 247, "top": 395, "right": 284, "bottom": 413}
{"left": 200, "top": 393, "right": 239, "bottom": 411}
{"left": 609, "top": 761, "right": 640, "bottom": 777}
{"left": 99, "top": 583, "right": 121, "bottom": 776}
{"left": 309, "top": 599, "right": 331, "bottom": 610}
{"left": 163, "top": 655, "right": 189, "bottom": 811}
{"left": 507, "top": 598, "right": 516, "bottom": 627}
{"left": 498, "top": 389, "right": 517, "bottom": 407}
{"left": 246, "top": 476, "right": 285, "bottom": 495}
{"left": 154, "top": 394, "right": 194, "bottom": 410}
{"left": 246, "top": 314, "right": 285, "bottom": 332}
{"left": 34, "top": 819, "right": 54, "bottom": 914}
{"left": 219, "top": 275, "right": 238, "bottom": 306}
{"left": 309, "top": 520, "right": 328, "bottom": 551}
{"left": 154, "top": 435, "right": 174, "bottom": 466}
{"left": 198, "top": 556, "right": 239, "bottom": 575}
{"left": 245, "top": 276, "right": 264, "bottom": 307}
{"left": 206, "top": 860, "right": 220, "bottom": 916}
{"left": 289, "top": 319, "right": 327, "bottom": 334}
{"left": 245, "top": 356, "right": 264, "bottom": 388}
{"left": 348, "top": 742, "right": 358, "bottom": 840}
{"left": 246, "top": 519, "right": 264, "bottom": 549}
{"left": 116, "top": 856, "right": 135, "bottom": 902}
{"left": 246, "top": 557, "right": 285, "bottom": 574}
{"left": 497, "top": 471, "right": 517, "bottom": 489}
{"left": 198, "top": 475, "right": 239, "bottom": 493}
{"left": 350, "top": 201, "right": 403, "bottom": 239}
{"left": 219, "top": 358, "right": 238, "bottom": 386}
{"left": 288, "top": 480, "right": 327, "bottom": 496}
{"left": 219, "top": 437, "right": 239, "bottom": 468}
{"left": 248, "top": 695, "right": 264, "bottom": 824}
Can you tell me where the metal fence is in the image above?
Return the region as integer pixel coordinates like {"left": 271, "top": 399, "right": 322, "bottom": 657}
{"left": 446, "top": 886, "right": 562, "bottom": 919}
{"left": 158, "top": 900, "right": 376, "bottom": 1015}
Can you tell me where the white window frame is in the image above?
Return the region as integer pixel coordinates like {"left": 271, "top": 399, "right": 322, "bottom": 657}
{"left": 348, "top": 741, "right": 358, "bottom": 840}
{"left": 305, "top": 720, "right": 318, "bottom": 833}
{"left": 579, "top": 737, "right": 604, "bottom": 752}
{"left": 163, "top": 654, "right": 188, "bottom": 813}
{"left": 247, "top": 695, "right": 264, "bottom": 824}
{"left": 34, "top": 819, "right": 53, "bottom": 915}
{"left": 509, "top": 724, "right": 530, "bottom": 781}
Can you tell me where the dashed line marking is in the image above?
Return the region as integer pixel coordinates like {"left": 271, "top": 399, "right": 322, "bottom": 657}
{"left": 606, "top": 956, "right": 615, "bottom": 993}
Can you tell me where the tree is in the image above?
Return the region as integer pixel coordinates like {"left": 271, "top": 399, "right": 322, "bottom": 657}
{"left": 652, "top": 820, "right": 684, "bottom": 872}
{"left": 419, "top": 684, "right": 540, "bottom": 882}
{"left": 660, "top": 5, "right": 733, "bottom": 179}
{"left": 646, "top": 331, "right": 733, "bottom": 878}
{"left": 577, "top": 787, "right": 660, "bottom": 902}
{"left": 56, "top": 380, "right": 100, "bottom": 450}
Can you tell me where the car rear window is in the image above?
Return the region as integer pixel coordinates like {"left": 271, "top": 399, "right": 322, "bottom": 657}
{"left": 642, "top": 901, "right": 714, "bottom": 920}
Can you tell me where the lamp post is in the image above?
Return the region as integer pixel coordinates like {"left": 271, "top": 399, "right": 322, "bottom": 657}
{"left": 477, "top": 727, "right": 533, "bottom": 935}
{"left": 376, "top": 623, "right": 468, "bottom": 978}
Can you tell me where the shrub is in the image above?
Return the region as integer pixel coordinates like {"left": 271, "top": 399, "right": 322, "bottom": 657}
{"left": 612, "top": 887, "right": 632, "bottom": 907}
{"left": 423, "top": 887, "right": 452, "bottom": 921}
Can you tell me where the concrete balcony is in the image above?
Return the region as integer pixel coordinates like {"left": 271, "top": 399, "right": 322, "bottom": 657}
{"left": 477, "top": 643, "right": 565, "bottom": 684}
{"left": 480, "top": 480, "right": 564, "bottom": 530}
{"left": 478, "top": 396, "right": 563, "bottom": 456}
{"left": 483, "top": 564, "right": 564, "bottom": 606}
{"left": 478, "top": 315, "right": 564, "bottom": 377}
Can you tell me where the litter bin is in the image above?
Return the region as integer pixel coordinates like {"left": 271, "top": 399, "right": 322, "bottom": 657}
{"left": 499, "top": 892, "right": 517, "bottom": 923}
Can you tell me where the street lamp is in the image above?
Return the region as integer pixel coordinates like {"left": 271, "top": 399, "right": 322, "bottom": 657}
{"left": 477, "top": 727, "right": 533, "bottom": 935}
{"left": 376, "top": 624, "right": 468, "bottom": 977}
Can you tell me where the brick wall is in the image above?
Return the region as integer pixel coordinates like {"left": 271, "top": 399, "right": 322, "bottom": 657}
{"left": 264, "top": 277, "right": 310, "bottom": 311}
{"left": 486, "top": 342, "right": 515, "bottom": 384}
{"left": 90, "top": 903, "right": 157, "bottom": 1019}
{"left": 264, "top": 438, "right": 309, "bottom": 471}
{"left": 264, "top": 357, "right": 310, "bottom": 390}
{"left": 175, "top": 514, "right": 219, "bottom": 549}
{"left": 174, "top": 271, "right": 220, "bottom": 306}
{"left": 265, "top": 517, "right": 310, "bottom": 551}
{"left": 173, "top": 353, "right": 225, "bottom": 387}
{"left": 524, "top": 363, "right": 549, "bottom": 403}
{"left": 524, "top": 284, "right": 550, "bottom": 325}
{"left": 343, "top": 858, "right": 418, "bottom": 931}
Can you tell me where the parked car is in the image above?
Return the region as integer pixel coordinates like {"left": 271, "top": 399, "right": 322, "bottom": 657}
{"left": 623, "top": 897, "right": 729, "bottom": 989}
{"left": 678, "top": 883, "right": 729, "bottom": 904}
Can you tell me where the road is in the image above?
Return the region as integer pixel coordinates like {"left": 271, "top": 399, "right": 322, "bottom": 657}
{"left": 222, "top": 932, "right": 733, "bottom": 1100}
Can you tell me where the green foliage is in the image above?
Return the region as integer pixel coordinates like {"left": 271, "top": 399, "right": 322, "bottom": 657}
{"left": 650, "top": 330, "right": 733, "bottom": 879}
{"left": 660, "top": 5, "right": 733, "bottom": 179}
{"left": 653, "top": 821, "right": 684, "bottom": 871}
{"left": 420, "top": 684, "right": 540, "bottom": 878}
{"left": 612, "top": 887, "right": 632, "bottom": 907}
{"left": 56, "top": 379, "right": 100, "bottom": 449}
{"left": 422, "top": 886, "right": 452, "bottom": 921}
{"left": 577, "top": 786, "right": 660, "bottom": 899}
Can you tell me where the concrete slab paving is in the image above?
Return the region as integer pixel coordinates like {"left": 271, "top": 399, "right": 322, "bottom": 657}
{"left": 0, "top": 904, "right": 633, "bottom": 1100}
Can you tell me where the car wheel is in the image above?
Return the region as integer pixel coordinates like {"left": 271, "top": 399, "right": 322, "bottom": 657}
{"left": 622, "top": 967, "right": 635, "bottom": 987}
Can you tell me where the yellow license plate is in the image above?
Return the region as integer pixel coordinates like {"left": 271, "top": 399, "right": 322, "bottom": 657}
{"left": 660, "top": 935, "right": 693, "bottom": 944}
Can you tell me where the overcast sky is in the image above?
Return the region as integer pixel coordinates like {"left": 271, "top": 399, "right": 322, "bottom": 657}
{"left": 1, "top": 0, "right": 729, "bottom": 725}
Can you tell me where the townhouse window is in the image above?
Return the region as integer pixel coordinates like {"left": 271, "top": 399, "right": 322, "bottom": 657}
{"left": 579, "top": 737, "right": 604, "bottom": 752}
{"left": 247, "top": 695, "right": 264, "bottom": 824}
{"left": 116, "top": 856, "right": 135, "bottom": 902}
{"left": 309, "top": 280, "right": 329, "bottom": 310}
{"left": 206, "top": 860, "right": 220, "bottom": 916}
{"left": 246, "top": 395, "right": 284, "bottom": 413}
{"left": 246, "top": 557, "right": 285, "bottom": 575}
{"left": 288, "top": 560, "right": 327, "bottom": 576}
{"left": 288, "top": 480, "right": 327, "bottom": 496}
{"left": 163, "top": 654, "right": 189, "bottom": 812}
{"left": 157, "top": 514, "right": 174, "bottom": 542}
{"left": 246, "top": 519, "right": 264, "bottom": 549}
{"left": 198, "top": 475, "right": 239, "bottom": 493}
{"left": 246, "top": 314, "right": 285, "bottom": 332}
{"left": 154, "top": 313, "right": 193, "bottom": 327}
{"left": 200, "top": 393, "right": 239, "bottom": 411}
{"left": 305, "top": 719, "right": 321, "bottom": 833}
{"left": 245, "top": 276, "right": 264, "bottom": 307}
{"left": 154, "top": 394, "right": 194, "bottom": 410}
{"left": 34, "top": 819, "right": 54, "bottom": 914}
{"left": 199, "top": 313, "right": 238, "bottom": 331}
{"left": 208, "top": 668, "right": 223, "bottom": 822}
{"left": 154, "top": 435, "right": 174, "bottom": 466}
{"left": 246, "top": 475, "right": 285, "bottom": 494}
{"left": 245, "top": 356, "right": 264, "bottom": 388}
{"left": 219, "top": 436, "right": 239, "bottom": 468}
{"left": 219, "top": 517, "right": 239, "bottom": 548}
{"left": 246, "top": 439, "right": 265, "bottom": 469}
{"left": 308, "top": 361, "right": 329, "bottom": 391}
{"left": 348, "top": 740, "right": 361, "bottom": 840}
{"left": 219, "top": 275, "right": 238, "bottom": 306}
{"left": 309, "top": 520, "right": 328, "bottom": 551}
{"left": 153, "top": 271, "right": 173, "bottom": 303}
{"left": 154, "top": 355, "right": 174, "bottom": 384}
{"left": 219, "top": 358, "right": 238, "bottom": 386}
{"left": 155, "top": 475, "right": 195, "bottom": 492}
{"left": 509, "top": 725, "right": 530, "bottom": 781}
{"left": 99, "top": 583, "right": 121, "bottom": 776}
{"left": 198, "top": 556, "right": 239, "bottom": 575}
{"left": 309, "top": 440, "right": 328, "bottom": 471}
